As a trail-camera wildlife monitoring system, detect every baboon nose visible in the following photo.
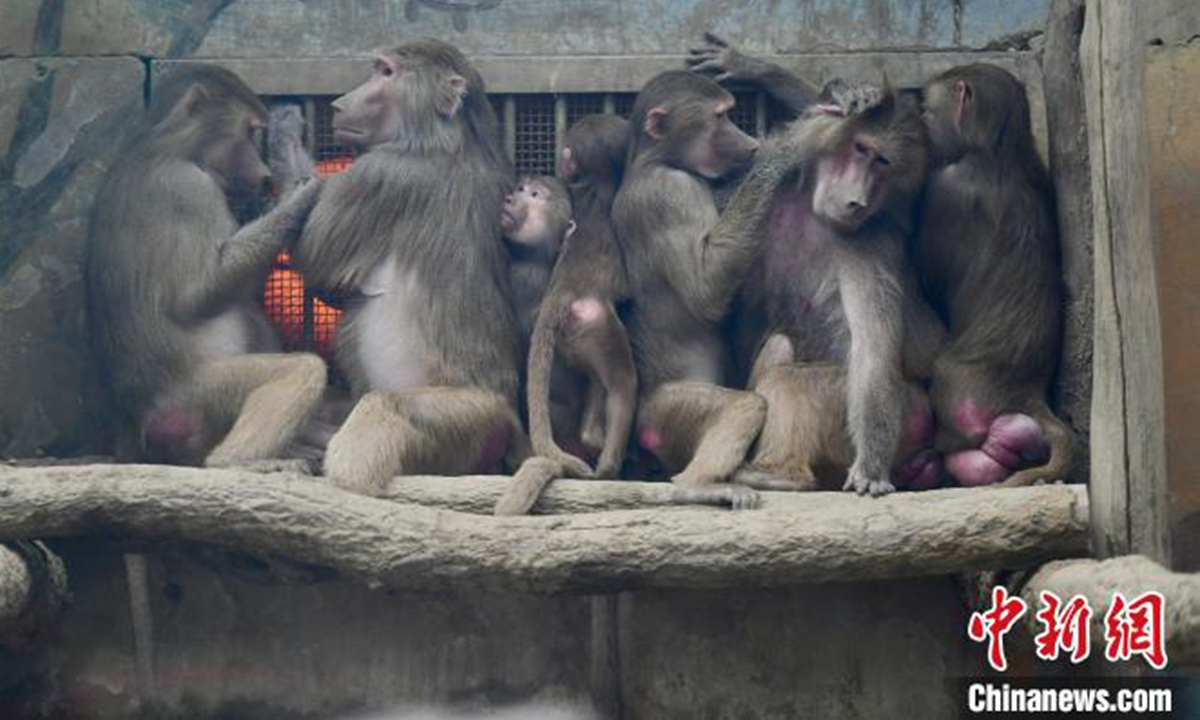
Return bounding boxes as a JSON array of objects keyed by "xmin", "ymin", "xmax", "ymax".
[{"xmin": 847, "ymin": 199, "xmax": 865, "ymax": 211}]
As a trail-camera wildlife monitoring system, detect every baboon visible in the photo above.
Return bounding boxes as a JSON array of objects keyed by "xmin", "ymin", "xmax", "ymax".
[
  {"xmin": 529, "ymin": 115, "xmax": 636, "ymax": 478},
  {"xmin": 613, "ymin": 71, "xmax": 765, "ymax": 509},
  {"xmin": 495, "ymin": 115, "xmax": 637, "ymax": 516},
  {"xmin": 915, "ymin": 64, "xmax": 1073, "ymax": 486},
  {"xmin": 86, "ymin": 64, "xmax": 327, "ymax": 469},
  {"xmin": 722, "ymin": 86, "xmax": 941, "ymax": 496},
  {"xmin": 290, "ymin": 38, "xmax": 528, "ymax": 496},
  {"xmin": 502, "ymin": 176, "xmax": 575, "ymax": 350}
]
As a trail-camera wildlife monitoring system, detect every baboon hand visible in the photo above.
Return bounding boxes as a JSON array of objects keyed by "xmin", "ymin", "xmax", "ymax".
[
  {"xmin": 686, "ymin": 32, "xmax": 769, "ymax": 83},
  {"xmin": 818, "ymin": 79, "xmax": 887, "ymax": 117},
  {"xmin": 843, "ymin": 461, "xmax": 896, "ymax": 497}
]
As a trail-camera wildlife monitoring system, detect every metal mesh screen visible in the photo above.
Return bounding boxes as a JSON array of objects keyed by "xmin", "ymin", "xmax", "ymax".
[
  {"xmin": 312, "ymin": 97, "xmax": 354, "ymax": 175},
  {"xmin": 513, "ymin": 94, "xmax": 557, "ymax": 176},
  {"xmin": 566, "ymin": 93, "xmax": 607, "ymax": 126}
]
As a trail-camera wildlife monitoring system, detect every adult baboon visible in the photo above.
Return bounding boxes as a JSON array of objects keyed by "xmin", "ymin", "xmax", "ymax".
[
  {"xmin": 291, "ymin": 38, "xmax": 527, "ymax": 496},
  {"xmin": 87, "ymin": 64, "xmax": 326, "ymax": 469},
  {"xmin": 915, "ymin": 64, "xmax": 1073, "ymax": 486},
  {"xmin": 722, "ymin": 87, "xmax": 942, "ymax": 496},
  {"xmin": 614, "ymin": 71, "xmax": 765, "ymax": 509}
]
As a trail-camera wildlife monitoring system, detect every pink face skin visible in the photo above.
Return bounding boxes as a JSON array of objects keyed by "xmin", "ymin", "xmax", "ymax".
[
  {"xmin": 502, "ymin": 181, "xmax": 560, "ymax": 248},
  {"xmin": 811, "ymin": 133, "xmax": 891, "ymax": 232},
  {"xmin": 331, "ymin": 54, "xmax": 404, "ymax": 149}
]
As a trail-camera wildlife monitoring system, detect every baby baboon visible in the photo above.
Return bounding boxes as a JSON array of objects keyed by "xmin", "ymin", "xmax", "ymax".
[
  {"xmin": 87, "ymin": 64, "xmax": 326, "ymax": 469},
  {"xmin": 496, "ymin": 115, "xmax": 637, "ymax": 516},
  {"xmin": 502, "ymin": 176, "xmax": 575, "ymax": 350}
]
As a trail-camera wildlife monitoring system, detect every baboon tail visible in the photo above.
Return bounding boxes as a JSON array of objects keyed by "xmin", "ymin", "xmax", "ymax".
[
  {"xmin": 1002, "ymin": 400, "xmax": 1075, "ymax": 487},
  {"xmin": 495, "ymin": 456, "xmax": 564, "ymax": 516}
]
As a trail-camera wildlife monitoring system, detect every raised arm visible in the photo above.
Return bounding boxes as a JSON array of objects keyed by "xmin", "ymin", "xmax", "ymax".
[
  {"xmin": 687, "ymin": 32, "xmax": 819, "ymax": 116},
  {"xmin": 669, "ymin": 119, "xmax": 831, "ymax": 321},
  {"xmin": 174, "ymin": 175, "xmax": 322, "ymax": 322}
]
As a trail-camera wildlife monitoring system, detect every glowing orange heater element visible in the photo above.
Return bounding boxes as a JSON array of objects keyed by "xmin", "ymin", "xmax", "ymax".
[{"xmin": 261, "ymin": 156, "xmax": 355, "ymax": 360}]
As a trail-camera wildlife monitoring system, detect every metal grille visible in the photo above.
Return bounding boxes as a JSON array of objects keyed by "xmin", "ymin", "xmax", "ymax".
[
  {"xmin": 566, "ymin": 93, "xmax": 607, "ymax": 126},
  {"xmin": 311, "ymin": 97, "xmax": 354, "ymax": 174},
  {"xmin": 262, "ymin": 252, "xmax": 341, "ymax": 357},
  {"xmin": 513, "ymin": 94, "xmax": 558, "ymax": 177},
  {"xmin": 612, "ymin": 93, "xmax": 637, "ymax": 117},
  {"xmin": 729, "ymin": 91, "xmax": 759, "ymax": 135}
]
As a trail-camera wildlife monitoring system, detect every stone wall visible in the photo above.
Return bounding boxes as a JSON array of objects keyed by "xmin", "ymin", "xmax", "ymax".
[{"xmin": 21, "ymin": 541, "xmax": 979, "ymax": 720}]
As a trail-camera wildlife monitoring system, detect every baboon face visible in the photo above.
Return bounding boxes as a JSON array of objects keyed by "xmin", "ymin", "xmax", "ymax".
[
  {"xmin": 808, "ymin": 93, "xmax": 928, "ymax": 233},
  {"xmin": 502, "ymin": 178, "xmax": 571, "ymax": 248},
  {"xmin": 201, "ymin": 113, "xmax": 270, "ymax": 201},
  {"xmin": 332, "ymin": 52, "xmax": 467, "ymax": 149},
  {"xmin": 677, "ymin": 98, "xmax": 759, "ymax": 180},
  {"xmin": 811, "ymin": 130, "xmax": 894, "ymax": 232}
]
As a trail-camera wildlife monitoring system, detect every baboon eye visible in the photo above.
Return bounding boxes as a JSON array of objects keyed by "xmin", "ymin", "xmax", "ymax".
[
  {"xmin": 876, "ymin": 155, "xmax": 891, "ymax": 166},
  {"xmin": 381, "ymin": 66, "xmax": 395, "ymax": 77},
  {"xmin": 531, "ymin": 190, "xmax": 540, "ymax": 198},
  {"xmin": 854, "ymin": 141, "xmax": 870, "ymax": 157}
]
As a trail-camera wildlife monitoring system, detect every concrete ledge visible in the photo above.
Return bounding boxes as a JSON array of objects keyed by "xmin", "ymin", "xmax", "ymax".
[{"xmin": 0, "ymin": 464, "xmax": 1088, "ymax": 594}]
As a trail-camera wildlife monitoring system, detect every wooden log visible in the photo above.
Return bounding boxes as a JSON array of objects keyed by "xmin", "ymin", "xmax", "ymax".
[
  {"xmin": 1042, "ymin": 0, "xmax": 1093, "ymax": 485},
  {"xmin": 385, "ymin": 474, "xmax": 676, "ymax": 514},
  {"xmin": 0, "ymin": 464, "xmax": 1089, "ymax": 594},
  {"xmin": 1023, "ymin": 556, "xmax": 1199, "ymax": 665},
  {"xmin": 1081, "ymin": 0, "xmax": 1170, "ymax": 563},
  {"xmin": 0, "ymin": 541, "xmax": 68, "ymax": 650}
]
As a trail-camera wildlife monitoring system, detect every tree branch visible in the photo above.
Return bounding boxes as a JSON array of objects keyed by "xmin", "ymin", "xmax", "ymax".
[
  {"xmin": 0, "ymin": 464, "xmax": 1089, "ymax": 594},
  {"xmin": 1023, "ymin": 556, "xmax": 1200, "ymax": 665}
]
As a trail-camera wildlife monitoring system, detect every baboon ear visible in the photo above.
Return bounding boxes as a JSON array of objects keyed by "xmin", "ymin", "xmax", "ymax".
[
  {"xmin": 161, "ymin": 83, "xmax": 211, "ymax": 127},
  {"xmin": 954, "ymin": 79, "xmax": 973, "ymax": 123},
  {"xmin": 644, "ymin": 106, "xmax": 669, "ymax": 139},
  {"xmin": 566, "ymin": 219, "xmax": 577, "ymax": 238},
  {"xmin": 437, "ymin": 74, "xmax": 468, "ymax": 117}
]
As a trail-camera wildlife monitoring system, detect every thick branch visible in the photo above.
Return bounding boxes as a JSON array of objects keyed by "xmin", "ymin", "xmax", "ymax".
[
  {"xmin": 0, "ymin": 541, "xmax": 68, "ymax": 649},
  {"xmin": 1023, "ymin": 556, "xmax": 1200, "ymax": 665},
  {"xmin": 0, "ymin": 465, "xmax": 1089, "ymax": 594}
]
